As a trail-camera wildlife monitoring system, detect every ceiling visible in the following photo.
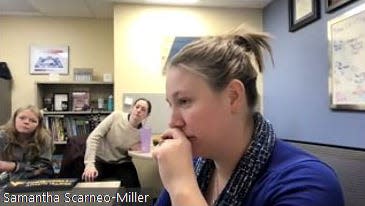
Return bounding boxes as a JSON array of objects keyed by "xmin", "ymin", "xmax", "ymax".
[{"xmin": 0, "ymin": 0, "xmax": 272, "ymax": 19}]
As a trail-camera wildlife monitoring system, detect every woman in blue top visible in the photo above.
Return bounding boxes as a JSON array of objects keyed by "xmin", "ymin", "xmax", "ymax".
[{"xmin": 152, "ymin": 26, "xmax": 344, "ymax": 206}]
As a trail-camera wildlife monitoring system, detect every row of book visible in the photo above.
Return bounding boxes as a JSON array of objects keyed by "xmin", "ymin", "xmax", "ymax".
[
  {"xmin": 44, "ymin": 114, "xmax": 105, "ymax": 174},
  {"xmin": 44, "ymin": 115, "xmax": 92, "ymax": 142}
]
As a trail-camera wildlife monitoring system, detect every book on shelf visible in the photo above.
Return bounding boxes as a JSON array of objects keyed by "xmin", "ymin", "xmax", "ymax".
[
  {"xmin": 44, "ymin": 116, "xmax": 66, "ymax": 142},
  {"xmin": 44, "ymin": 116, "xmax": 91, "ymax": 141},
  {"xmin": 72, "ymin": 91, "xmax": 90, "ymax": 111},
  {"xmin": 43, "ymin": 114, "xmax": 110, "ymax": 144}
]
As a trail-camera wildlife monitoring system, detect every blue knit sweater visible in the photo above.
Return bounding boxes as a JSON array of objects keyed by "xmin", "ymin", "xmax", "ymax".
[{"xmin": 155, "ymin": 139, "xmax": 344, "ymax": 206}]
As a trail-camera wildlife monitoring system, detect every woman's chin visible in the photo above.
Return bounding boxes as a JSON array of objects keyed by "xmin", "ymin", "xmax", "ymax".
[
  {"xmin": 131, "ymin": 115, "xmax": 142, "ymax": 123},
  {"xmin": 191, "ymin": 142, "xmax": 204, "ymax": 157},
  {"xmin": 17, "ymin": 131, "xmax": 34, "ymax": 137}
]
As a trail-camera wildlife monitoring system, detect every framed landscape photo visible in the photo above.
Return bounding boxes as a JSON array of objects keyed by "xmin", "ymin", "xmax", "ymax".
[
  {"xmin": 289, "ymin": 0, "xmax": 320, "ymax": 32},
  {"xmin": 30, "ymin": 46, "xmax": 69, "ymax": 75},
  {"xmin": 326, "ymin": 0, "xmax": 358, "ymax": 13}
]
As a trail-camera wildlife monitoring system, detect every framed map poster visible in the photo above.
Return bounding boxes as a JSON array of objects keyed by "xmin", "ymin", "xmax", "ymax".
[{"xmin": 30, "ymin": 46, "xmax": 69, "ymax": 74}]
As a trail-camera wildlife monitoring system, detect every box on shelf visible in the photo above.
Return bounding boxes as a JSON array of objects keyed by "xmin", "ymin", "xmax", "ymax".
[
  {"xmin": 74, "ymin": 68, "xmax": 93, "ymax": 82},
  {"xmin": 103, "ymin": 73, "xmax": 113, "ymax": 82}
]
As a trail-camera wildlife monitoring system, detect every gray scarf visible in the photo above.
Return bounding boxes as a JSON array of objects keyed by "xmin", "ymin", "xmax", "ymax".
[{"xmin": 194, "ymin": 113, "xmax": 276, "ymax": 205}]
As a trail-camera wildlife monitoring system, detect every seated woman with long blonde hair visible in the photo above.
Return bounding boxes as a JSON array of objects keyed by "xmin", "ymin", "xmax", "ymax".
[{"xmin": 0, "ymin": 105, "xmax": 54, "ymax": 183}]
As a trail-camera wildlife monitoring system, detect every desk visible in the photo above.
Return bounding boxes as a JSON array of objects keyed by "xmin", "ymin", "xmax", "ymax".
[
  {"xmin": 128, "ymin": 150, "xmax": 153, "ymax": 160},
  {"xmin": 0, "ymin": 181, "xmax": 119, "ymax": 206},
  {"xmin": 128, "ymin": 150, "xmax": 162, "ymax": 199},
  {"xmin": 75, "ymin": 181, "xmax": 120, "ymax": 188},
  {"xmin": 1, "ymin": 181, "xmax": 153, "ymax": 206}
]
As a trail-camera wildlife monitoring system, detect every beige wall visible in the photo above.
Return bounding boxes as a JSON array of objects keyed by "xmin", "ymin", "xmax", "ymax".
[
  {"xmin": 0, "ymin": 16, "xmax": 113, "ymax": 113},
  {"xmin": 1, "ymin": 6, "xmax": 263, "ymax": 113},
  {"xmin": 114, "ymin": 4, "xmax": 263, "ymax": 110}
]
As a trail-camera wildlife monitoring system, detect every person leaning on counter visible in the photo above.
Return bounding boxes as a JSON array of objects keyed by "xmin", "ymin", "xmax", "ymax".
[{"xmin": 82, "ymin": 98, "xmax": 152, "ymax": 188}]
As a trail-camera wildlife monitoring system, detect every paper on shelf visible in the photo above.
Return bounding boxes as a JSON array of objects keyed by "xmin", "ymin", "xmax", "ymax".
[{"xmin": 124, "ymin": 96, "xmax": 133, "ymax": 106}]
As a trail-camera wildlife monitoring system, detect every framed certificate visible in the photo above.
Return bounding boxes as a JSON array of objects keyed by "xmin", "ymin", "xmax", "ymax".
[
  {"xmin": 289, "ymin": 0, "xmax": 320, "ymax": 32},
  {"xmin": 326, "ymin": 0, "xmax": 358, "ymax": 13}
]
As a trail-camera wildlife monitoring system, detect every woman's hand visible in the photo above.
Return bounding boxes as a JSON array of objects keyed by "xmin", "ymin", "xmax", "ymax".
[
  {"xmin": 82, "ymin": 167, "xmax": 99, "ymax": 182},
  {"xmin": 152, "ymin": 128, "xmax": 198, "ymax": 195},
  {"xmin": 153, "ymin": 128, "xmax": 207, "ymax": 205},
  {"xmin": 0, "ymin": 160, "xmax": 16, "ymax": 172}
]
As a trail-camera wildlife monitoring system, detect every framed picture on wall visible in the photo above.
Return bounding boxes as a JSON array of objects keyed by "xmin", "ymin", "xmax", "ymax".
[
  {"xmin": 328, "ymin": 2, "xmax": 365, "ymax": 111},
  {"xmin": 289, "ymin": 0, "xmax": 320, "ymax": 32},
  {"xmin": 30, "ymin": 46, "xmax": 69, "ymax": 75},
  {"xmin": 325, "ymin": 0, "xmax": 358, "ymax": 13}
]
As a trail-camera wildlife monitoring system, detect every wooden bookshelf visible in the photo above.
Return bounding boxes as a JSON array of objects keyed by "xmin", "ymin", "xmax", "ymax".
[{"xmin": 36, "ymin": 81, "xmax": 114, "ymax": 174}]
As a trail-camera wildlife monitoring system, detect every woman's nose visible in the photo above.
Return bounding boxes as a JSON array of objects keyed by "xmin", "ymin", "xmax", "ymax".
[{"xmin": 169, "ymin": 109, "xmax": 185, "ymax": 128}]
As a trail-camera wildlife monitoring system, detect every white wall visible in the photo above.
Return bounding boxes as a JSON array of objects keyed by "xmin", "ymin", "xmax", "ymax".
[{"xmin": 114, "ymin": 4, "xmax": 263, "ymax": 111}]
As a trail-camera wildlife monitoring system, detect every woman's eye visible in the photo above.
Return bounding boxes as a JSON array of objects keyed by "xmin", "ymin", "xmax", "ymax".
[
  {"xmin": 30, "ymin": 119, "xmax": 38, "ymax": 124},
  {"xmin": 177, "ymin": 98, "xmax": 191, "ymax": 106}
]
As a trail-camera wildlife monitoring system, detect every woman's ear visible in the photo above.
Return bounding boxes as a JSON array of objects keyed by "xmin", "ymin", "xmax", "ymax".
[{"xmin": 226, "ymin": 79, "xmax": 246, "ymax": 113}]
